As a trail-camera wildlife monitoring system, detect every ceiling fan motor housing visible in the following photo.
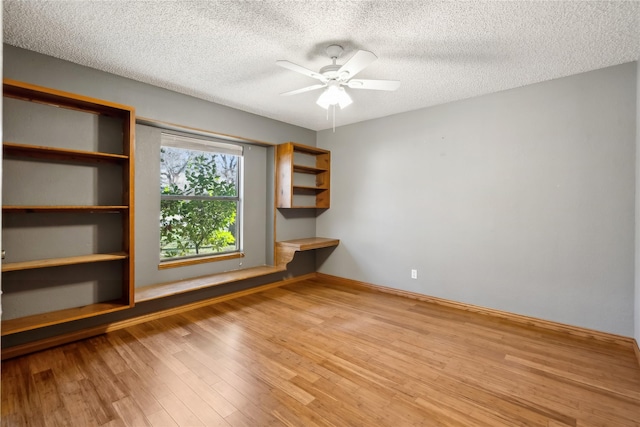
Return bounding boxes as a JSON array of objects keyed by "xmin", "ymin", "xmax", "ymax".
[{"xmin": 320, "ymin": 64, "xmax": 343, "ymax": 80}]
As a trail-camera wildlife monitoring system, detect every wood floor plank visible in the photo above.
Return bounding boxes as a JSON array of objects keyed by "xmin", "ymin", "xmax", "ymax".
[
  {"xmin": 157, "ymin": 393, "xmax": 205, "ymax": 427},
  {"xmin": 115, "ymin": 369, "xmax": 164, "ymax": 416},
  {"xmin": 4, "ymin": 359, "xmax": 46, "ymax": 426},
  {"xmin": 77, "ymin": 377, "xmax": 118, "ymax": 425},
  {"xmin": 211, "ymin": 378, "xmax": 283, "ymax": 426},
  {"xmin": 105, "ymin": 332, "xmax": 175, "ymax": 401},
  {"xmin": 33, "ymin": 369, "xmax": 74, "ymax": 427},
  {"xmin": 145, "ymin": 408, "xmax": 179, "ymax": 427},
  {"xmin": 3, "ymin": 278, "xmax": 640, "ymax": 427},
  {"xmin": 56, "ymin": 379, "xmax": 99, "ymax": 427},
  {"xmin": 111, "ymin": 396, "xmax": 151, "ymax": 427}
]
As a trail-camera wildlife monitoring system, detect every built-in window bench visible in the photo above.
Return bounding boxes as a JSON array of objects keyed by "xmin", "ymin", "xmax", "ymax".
[{"xmin": 135, "ymin": 237, "xmax": 339, "ymax": 302}]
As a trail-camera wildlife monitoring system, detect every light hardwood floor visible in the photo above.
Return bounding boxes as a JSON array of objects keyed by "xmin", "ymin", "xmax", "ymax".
[{"xmin": 2, "ymin": 277, "xmax": 640, "ymax": 426}]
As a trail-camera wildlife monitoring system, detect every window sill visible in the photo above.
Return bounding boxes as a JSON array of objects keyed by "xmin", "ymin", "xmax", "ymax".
[{"xmin": 158, "ymin": 252, "xmax": 244, "ymax": 270}]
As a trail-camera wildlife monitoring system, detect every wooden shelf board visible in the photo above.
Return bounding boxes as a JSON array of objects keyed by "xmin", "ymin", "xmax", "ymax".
[
  {"xmin": 279, "ymin": 206, "xmax": 329, "ymax": 209},
  {"xmin": 135, "ymin": 265, "xmax": 285, "ymax": 303},
  {"xmin": 1, "ymin": 301, "xmax": 130, "ymax": 336},
  {"xmin": 293, "ymin": 164, "xmax": 328, "ymax": 174},
  {"xmin": 3, "ymin": 142, "xmax": 128, "ymax": 163},
  {"xmin": 289, "ymin": 142, "xmax": 329, "ymax": 155},
  {"xmin": 276, "ymin": 237, "xmax": 340, "ymax": 251},
  {"xmin": 3, "ymin": 205, "xmax": 128, "ymax": 213},
  {"xmin": 2, "ymin": 252, "xmax": 128, "ymax": 272},
  {"xmin": 292, "ymin": 185, "xmax": 328, "ymax": 194},
  {"xmin": 4, "ymin": 78, "xmax": 135, "ymax": 117}
]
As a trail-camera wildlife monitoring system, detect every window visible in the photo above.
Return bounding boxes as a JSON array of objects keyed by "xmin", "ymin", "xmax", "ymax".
[{"xmin": 159, "ymin": 133, "xmax": 243, "ymax": 263}]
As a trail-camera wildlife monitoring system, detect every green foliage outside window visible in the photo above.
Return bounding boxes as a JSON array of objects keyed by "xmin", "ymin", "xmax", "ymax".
[{"xmin": 160, "ymin": 147, "xmax": 240, "ymax": 259}]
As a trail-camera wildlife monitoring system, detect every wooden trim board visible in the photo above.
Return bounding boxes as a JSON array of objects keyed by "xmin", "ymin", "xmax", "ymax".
[
  {"xmin": 1, "ymin": 273, "xmax": 316, "ymax": 360},
  {"xmin": 136, "ymin": 116, "xmax": 274, "ymax": 147},
  {"xmin": 158, "ymin": 251, "xmax": 244, "ymax": 270},
  {"xmin": 316, "ymin": 273, "xmax": 637, "ymax": 350},
  {"xmin": 634, "ymin": 339, "xmax": 640, "ymax": 370}
]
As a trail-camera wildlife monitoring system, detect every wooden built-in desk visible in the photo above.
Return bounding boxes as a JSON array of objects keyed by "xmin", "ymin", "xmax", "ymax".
[{"xmin": 275, "ymin": 237, "xmax": 340, "ymax": 266}]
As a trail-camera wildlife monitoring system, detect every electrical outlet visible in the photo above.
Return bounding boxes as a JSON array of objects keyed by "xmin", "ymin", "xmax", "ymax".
[{"xmin": 411, "ymin": 269, "xmax": 418, "ymax": 279}]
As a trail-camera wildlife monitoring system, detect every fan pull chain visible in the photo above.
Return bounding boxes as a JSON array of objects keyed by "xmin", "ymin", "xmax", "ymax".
[{"xmin": 332, "ymin": 105, "xmax": 336, "ymax": 132}]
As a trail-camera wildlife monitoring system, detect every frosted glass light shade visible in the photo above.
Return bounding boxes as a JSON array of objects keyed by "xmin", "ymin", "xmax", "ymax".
[{"xmin": 317, "ymin": 84, "xmax": 352, "ymax": 109}]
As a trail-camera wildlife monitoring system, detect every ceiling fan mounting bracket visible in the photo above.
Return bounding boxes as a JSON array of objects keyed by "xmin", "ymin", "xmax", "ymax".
[{"xmin": 325, "ymin": 44, "xmax": 344, "ymax": 60}]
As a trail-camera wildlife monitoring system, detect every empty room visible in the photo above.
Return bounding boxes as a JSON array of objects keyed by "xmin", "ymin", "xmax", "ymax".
[{"xmin": 1, "ymin": 1, "xmax": 640, "ymax": 426}]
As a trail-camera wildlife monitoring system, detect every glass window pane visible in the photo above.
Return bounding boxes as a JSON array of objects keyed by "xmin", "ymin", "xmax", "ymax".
[
  {"xmin": 160, "ymin": 147, "xmax": 238, "ymax": 197},
  {"xmin": 160, "ymin": 199, "xmax": 238, "ymax": 259}
]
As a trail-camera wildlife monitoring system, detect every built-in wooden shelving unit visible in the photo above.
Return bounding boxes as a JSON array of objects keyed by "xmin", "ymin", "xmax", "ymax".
[
  {"xmin": 276, "ymin": 142, "xmax": 330, "ymax": 209},
  {"xmin": 275, "ymin": 141, "xmax": 338, "ymax": 275},
  {"xmin": 1, "ymin": 78, "xmax": 135, "ymax": 336}
]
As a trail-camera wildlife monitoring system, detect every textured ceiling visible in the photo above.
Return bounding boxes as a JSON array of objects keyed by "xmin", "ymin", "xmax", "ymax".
[{"xmin": 4, "ymin": 1, "xmax": 640, "ymax": 131}]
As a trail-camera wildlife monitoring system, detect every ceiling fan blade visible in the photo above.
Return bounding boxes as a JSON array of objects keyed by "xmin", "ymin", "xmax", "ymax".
[
  {"xmin": 346, "ymin": 79, "xmax": 400, "ymax": 91},
  {"xmin": 337, "ymin": 50, "xmax": 377, "ymax": 79},
  {"xmin": 276, "ymin": 60, "xmax": 325, "ymax": 81},
  {"xmin": 280, "ymin": 84, "xmax": 326, "ymax": 96}
]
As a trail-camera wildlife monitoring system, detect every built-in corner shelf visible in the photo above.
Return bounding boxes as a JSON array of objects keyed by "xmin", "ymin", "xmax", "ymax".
[
  {"xmin": 275, "ymin": 237, "xmax": 339, "ymax": 267},
  {"xmin": 276, "ymin": 142, "xmax": 330, "ymax": 209}
]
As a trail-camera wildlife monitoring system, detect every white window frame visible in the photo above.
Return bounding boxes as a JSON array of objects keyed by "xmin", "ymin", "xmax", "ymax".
[{"xmin": 159, "ymin": 132, "xmax": 244, "ymax": 267}]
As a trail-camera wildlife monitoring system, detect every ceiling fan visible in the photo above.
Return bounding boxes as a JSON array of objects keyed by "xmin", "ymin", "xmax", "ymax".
[{"xmin": 277, "ymin": 45, "xmax": 400, "ymax": 110}]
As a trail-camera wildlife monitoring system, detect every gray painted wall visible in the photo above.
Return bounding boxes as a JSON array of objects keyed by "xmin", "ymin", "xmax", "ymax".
[{"xmin": 317, "ymin": 62, "xmax": 637, "ymax": 336}]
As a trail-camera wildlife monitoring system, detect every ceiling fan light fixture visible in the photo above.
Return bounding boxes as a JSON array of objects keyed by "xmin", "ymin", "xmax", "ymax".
[
  {"xmin": 337, "ymin": 88, "xmax": 353, "ymax": 109},
  {"xmin": 316, "ymin": 83, "xmax": 352, "ymax": 110}
]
